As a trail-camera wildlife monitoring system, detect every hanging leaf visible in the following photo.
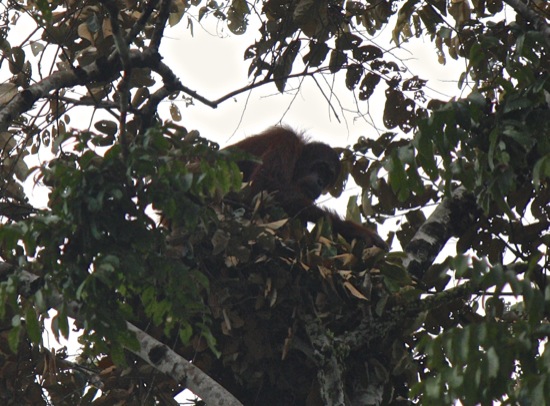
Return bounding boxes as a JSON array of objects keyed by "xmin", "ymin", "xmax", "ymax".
[
  {"xmin": 274, "ymin": 40, "xmax": 301, "ymax": 92},
  {"xmin": 345, "ymin": 64, "xmax": 364, "ymax": 90},
  {"xmin": 353, "ymin": 45, "xmax": 383, "ymax": 62},
  {"xmin": 359, "ymin": 72, "xmax": 381, "ymax": 100},
  {"xmin": 95, "ymin": 120, "xmax": 118, "ymax": 137},
  {"xmin": 303, "ymin": 41, "xmax": 330, "ymax": 67},
  {"xmin": 329, "ymin": 49, "xmax": 347, "ymax": 73},
  {"xmin": 227, "ymin": 0, "xmax": 250, "ymax": 35}
]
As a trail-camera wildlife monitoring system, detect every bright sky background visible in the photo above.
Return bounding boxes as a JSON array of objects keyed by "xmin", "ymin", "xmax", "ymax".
[{"xmin": 160, "ymin": 17, "xmax": 466, "ymax": 146}]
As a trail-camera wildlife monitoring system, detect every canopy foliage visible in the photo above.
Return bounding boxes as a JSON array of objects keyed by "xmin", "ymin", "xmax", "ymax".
[{"xmin": 0, "ymin": 0, "xmax": 549, "ymax": 405}]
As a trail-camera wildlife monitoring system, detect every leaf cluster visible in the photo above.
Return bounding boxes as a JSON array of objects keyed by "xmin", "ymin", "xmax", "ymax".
[
  {"xmin": 1, "ymin": 0, "xmax": 550, "ymax": 405},
  {"xmin": 0, "ymin": 121, "xmax": 422, "ymax": 404},
  {"xmin": 0, "ymin": 124, "xmax": 240, "ymax": 359}
]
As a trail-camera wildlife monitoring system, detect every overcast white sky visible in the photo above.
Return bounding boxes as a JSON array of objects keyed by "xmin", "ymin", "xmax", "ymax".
[
  {"xmin": 161, "ymin": 17, "xmax": 466, "ymax": 147},
  {"xmin": 2, "ymin": 7, "xmax": 466, "ymax": 157}
]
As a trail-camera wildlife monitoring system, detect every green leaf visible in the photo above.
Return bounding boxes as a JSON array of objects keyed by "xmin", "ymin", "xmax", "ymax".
[
  {"xmin": 345, "ymin": 64, "xmax": 363, "ymax": 90},
  {"xmin": 199, "ymin": 325, "xmax": 221, "ymax": 358},
  {"xmin": 380, "ymin": 262, "xmax": 412, "ymax": 286},
  {"xmin": 179, "ymin": 323, "xmax": 193, "ymax": 344},
  {"xmin": 8, "ymin": 325, "xmax": 21, "ymax": 353},
  {"xmin": 110, "ymin": 342, "xmax": 127, "ymax": 366},
  {"xmin": 452, "ymin": 254, "xmax": 469, "ymax": 278},
  {"xmin": 303, "ymin": 41, "xmax": 330, "ymax": 67},
  {"xmin": 345, "ymin": 195, "xmax": 362, "ymax": 223},
  {"xmin": 227, "ymin": 0, "xmax": 249, "ymax": 35},
  {"xmin": 358, "ymin": 72, "xmax": 381, "ymax": 101},
  {"xmin": 486, "ymin": 347, "xmax": 499, "ymax": 379},
  {"xmin": 328, "ymin": 49, "xmax": 347, "ymax": 73},
  {"xmin": 35, "ymin": 0, "xmax": 53, "ymax": 20},
  {"xmin": 25, "ymin": 306, "xmax": 42, "ymax": 344},
  {"xmin": 352, "ymin": 45, "xmax": 383, "ymax": 62},
  {"xmin": 533, "ymin": 155, "xmax": 550, "ymax": 189},
  {"xmin": 57, "ymin": 307, "xmax": 70, "ymax": 340},
  {"xmin": 386, "ymin": 151, "xmax": 410, "ymax": 201},
  {"xmin": 335, "ymin": 33, "xmax": 362, "ymax": 50},
  {"xmin": 94, "ymin": 120, "xmax": 118, "ymax": 137},
  {"xmin": 274, "ymin": 40, "xmax": 301, "ymax": 92}
]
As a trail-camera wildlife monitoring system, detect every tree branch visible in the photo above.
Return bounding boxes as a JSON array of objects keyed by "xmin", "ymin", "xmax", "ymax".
[
  {"xmin": 9, "ymin": 267, "xmax": 243, "ymax": 406},
  {"xmin": 100, "ymin": 0, "xmax": 132, "ymax": 156},
  {"xmin": 0, "ymin": 49, "xmax": 158, "ymax": 133},
  {"xmin": 126, "ymin": 322, "xmax": 243, "ymax": 406},
  {"xmin": 126, "ymin": 0, "xmax": 160, "ymax": 45},
  {"xmin": 503, "ymin": 0, "xmax": 550, "ymax": 47},
  {"xmin": 0, "ymin": 34, "xmax": 327, "ymax": 136},
  {"xmin": 302, "ymin": 314, "xmax": 346, "ymax": 405},
  {"xmin": 339, "ymin": 281, "xmax": 476, "ymax": 352},
  {"xmin": 150, "ymin": 0, "xmax": 172, "ymax": 50},
  {"xmin": 404, "ymin": 186, "xmax": 479, "ymax": 279}
]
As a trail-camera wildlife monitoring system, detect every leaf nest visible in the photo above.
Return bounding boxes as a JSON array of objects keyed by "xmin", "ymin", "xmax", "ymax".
[{"xmin": 160, "ymin": 195, "xmax": 394, "ymax": 403}]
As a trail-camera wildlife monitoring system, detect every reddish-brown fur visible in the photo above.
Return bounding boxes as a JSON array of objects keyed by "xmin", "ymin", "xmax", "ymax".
[{"xmin": 228, "ymin": 127, "xmax": 388, "ymax": 250}]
